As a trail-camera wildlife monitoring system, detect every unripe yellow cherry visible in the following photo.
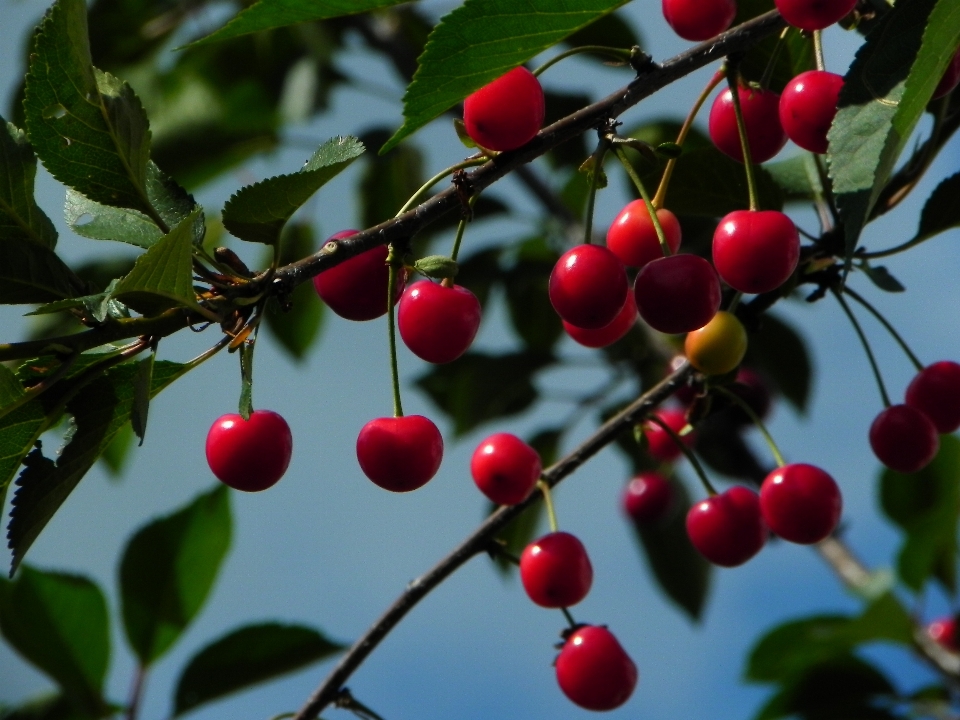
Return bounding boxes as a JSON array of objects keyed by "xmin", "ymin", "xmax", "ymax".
[{"xmin": 684, "ymin": 311, "xmax": 747, "ymax": 375}]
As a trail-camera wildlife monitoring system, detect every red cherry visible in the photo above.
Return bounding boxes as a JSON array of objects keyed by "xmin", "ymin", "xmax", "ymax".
[
  {"xmin": 760, "ymin": 463, "xmax": 842, "ymax": 544},
  {"xmin": 312, "ymin": 231, "xmax": 405, "ymax": 321},
  {"xmin": 463, "ymin": 67, "xmax": 545, "ymax": 152},
  {"xmin": 927, "ymin": 617, "xmax": 958, "ymax": 651},
  {"xmin": 563, "ymin": 290, "xmax": 637, "ymax": 349},
  {"xmin": 606, "ymin": 201, "xmax": 682, "ymax": 269},
  {"xmin": 662, "ymin": 0, "xmax": 737, "ymax": 41},
  {"xmin": 555, "ymin": 625, "xmax": 638, "ymax": 711},
  {"xmin": 549, "ymin": 244, "xmax": 629, "ymax": 330},
  {"xmin": 905, "ymin": 361, "xmax": 960, "ymax": 433},
  {"xmin": 712, "ymin": 210, "xmax": 800, "ymax": 294},
  {"xmin": 622, "ymin": 472, "xmax": 673, "ymax": 524},
  {"xmin": 356, "ymin": 415, "xmax": 444, "ymax": 492},
  {"xmin": 774, "ymin": 0, "xmax": 857, "ymax": 31},
  {"xmin": 869, "ymin": 404, "xmax": 939, "ymax": 474},
  {"xmin": 634, "ymin": 254, "xmax": 721, "ymax": 334},
  {"xmin": 519, "ymin": 531, "xmax": 593, "ymax": 608},
  {"xmin": 686, "ymin": 486, "xmax": 767, "ymax": 567},
  {"xmin": 397, "ymin": 280, "xmax": 481, "ymax": 364},
  {"xmin": 709, "ymin": 85, "xmax": 787, "ymax": 164},
  {"xmin": 470, "ymin": 432, "xmax": 542, "ymax": 505},
  {"xmin": 206, "ymin": 410, "xmax": 293, "ymax": 492},
  {"xmin": 644, "ymin": 409, "xmax": 695, "ymax": 463},
  {"xmin": 779, "ymin": 70, "xmax": 844, "ymax": 154},
  {"xmin": 933, "ymin": 49, "xmax": 960, "ymax": 100}
]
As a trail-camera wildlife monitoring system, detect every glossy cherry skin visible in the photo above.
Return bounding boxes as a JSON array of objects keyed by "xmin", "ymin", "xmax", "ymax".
[
  {"xmin": 644, "ymin": 409, "xmax": 695, "ymax": 463},
  {"xmin": 905, "ymin": 361, "xmax": 960, "ymax": 433},
  {"xmin": 313, "ymin": 231, "xmax": 405, "ymax": 321},
  {"xmin": 622, "ymin": 472, "xmax": 673, "ymax": 524},
  {"xmin": 713, "ymin": 210, "xmax": 800, "ymax": 294},
  {"xmin": 684, "ymin": 310, "xmax": 747, "ymax": 376},
  {"xmin": 463, "ymin": 67, "xmax": 545, "ymax": 152},
  {"xmin": 933, "ymin": 49, "xmax": 960, "ymax": 100},
  {"xmin": 760, "ymin": 464, "xmax": 842, "ymax": 544},
  {"xmin": 356, "ymin": 415, "xmax": 443, "ymax": 492},
  {"xmin": 662, "ymin": 0, "xmax": 736, "ymax": 41},
  {"xmin": 549, "ymin": 244, "xmax": 629, "ymax": 330},
  {"xmin": 779, "ymin": 70, "xmax": 844, "ymax": 154},
  {"xmin": 927, "ymin": 617, "xmax": 959, "ymax": 651},
  {"xmin": 606, "ymin": 200, "xmax": 682, "ymax": 269},
  {"xmin": 686, "ymin": 486, "xmax": 767, "ymax": 567},
  {"xmin": 563, "ymin": 290, "xmax": 637, "ymax": 349},
  {"xmin": 206, "ymin": 410, "xmax": 293, "ymax": 492},
  {"xmin": 519, "ymin": 531, "xmax": 593, "ymax": 608},
  {"xmin": 775, "ymin": 0, "xmax": 857, "ymax": 31},
  {"xmin": 397, "ymin": 280, "xmax": 481, "ymax": 364},
  {"xmin": 555, "ymin": 625, "xmax": 638, "ymax": 711},
  {"xmin": 470, "ymin": 432, "xmax": 542, "ymax": 505},
  {"xmin": 709, "ymin": 86, "xmax": 787, "ymax": 164},
  {"xmin": 634, "ymin": 254, "xmax": 721, "ymax": 334},
  {"xmin": 869, "ymin": 404, "xmax": 939, "ymax": 474}
]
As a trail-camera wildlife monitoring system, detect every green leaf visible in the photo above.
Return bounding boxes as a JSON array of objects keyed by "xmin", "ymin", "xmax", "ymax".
[
  {"xmin": 98, "ymin": 424, "xmax": 134, "ymax": 478},
  {"xmin": 859, "ymin": 264, "xmax": 904, "ymax": 293},
  {"xmin": 382, "ymin": 0, "xmax": 630, "ymax": 153},
  {"xmin": 744, "ymin": 313, "xmax": 811, "ymax": 413},
  {"xmin": 503, "ymin": 237, "xmax": 562, "ymax": 352},
  {"xmin": 0, "ymin": 237, "xmax": 81, "ymax": 305},
  {"xmin": 0, "ymin": 401, "xmax": 48, "ymax": 505},
  {"xmin": 222, "ymin": 136, "xmax": 364, "ymax": 245},
  {"xmin": 120, "ymin": 485, "xmax": 232, "ymax": 666},
  {"xmin": 912, "ymin": 172, "xmax": 960, "ymax": 244},
  {"xmin": 0, "ymin": 119, "xmax": 58, "ymax": 248},
  {"xmin": 452, "ymin": 247, "xmax": 502, "ymax": 310},
  {"xmin": 26, "ymin": 279, "xmax": 126, "ymax": 324},
  {"xmin": 358, "ymin": 128, "xmax": 424, "ymax": 228},
  {"xmin": 0, "ymin": 365, "xmax": 24, "ymax": 408},
  {"xmin": 0, "ymin": 693, "xmax": 90, "ymax": 720},
  {"xmin": 173, "ymin": 622, "xmax": 344, "ymax": 715},
  {"xmin": 766, "ymin": 154, "xmax": 824, "ymax": 203},
  {"xmin": 263, "ymin": 224, "xmax": 324, "ymax": 362},
  {"xmin": 130, "ymin": 354, "xmax": 154, "ymax": 444},
  {"xmin": 734, "ymin": 1, "xmax": 814, "ymax": 93},
  {"xmin": 0, "ymin": 566, "xmax": 109, "ymax": 716},
  {"xmin": 828, "ymin": 0, "xmax": 960, "ymax": 270}
]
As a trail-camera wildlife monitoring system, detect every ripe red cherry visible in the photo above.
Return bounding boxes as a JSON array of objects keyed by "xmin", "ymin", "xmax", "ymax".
[
  {"xmin": 549, "ymin": 244, "xmax": 628, "ymax": 330},
  {"xmin": 312, "ymin": 231, "xmax": 405, "ymax": 321},
  {"xmin": 606, "ymin": 200, "xmax": 682, "ymax": 269},
  {"xmin": 927, "ymin": 617, "xmax": 958, "ymax": 651},
  {"xmin": 206, "ymin": 410, "xmax": 293, "ymax": 492},
  {"xmin": 622, "ymin": 472, "xmax": 673, "ymax": 524},
  {"xmin": 869, "ymin": 404, "xmax": 939, "ymax": 474},
  {"xmin": 933, "ymin": 49, "xmax": 960, "ymax": 100},
  {"xmin": 779, "ymin": 70, "xmax": 844, "ymax": 154},
  {"xmin": 713, "ymin": 210, "xmax": 800, "ymax": 294},
  {"xmin": 686, "ymin": 486, "xmax": 767, "ymax": 567},
  {"xmin": 709, "ymin": 85, "xmax": 787, "ymax": 164},
  {"xmin": 662, "ymin": 0, "xmax": 736, "ymax": 41},
  {"xmin": 470, "ymin": 432, "xmax": 542, "ymax": 505},
  {"xmin": 760, "ymin": 464, "xmax": 842, "ymax": 544},
  {"xmin": 397, "ymin": 280, "xmax": 481, "ymax": 364},
  {"xmin": 634, "ymin": 254, "xmax": 721, "ymax": 334},
  {"xmin": 905, "ymin": 361, "xmax": 960, "ymax": 433},
  {"xmin": 644, "ymin": 409, "xmax": 695, "ymax": 463},
  {"xmin": 463, "ymin": 67, "xmax": 545, "ymax": 152},
  {"xmin": 555, "ymin": 625, "xmax": 638, "ymax": 711},
  {"xmin": 775, "ymin": 0, "xmax": 857, "ymax": 31},
  {"xmin": 356, "ymin": 415, "xmax": 443, "ymax": 492},
  {"xmin": 563, "ymin": 290, "xmax": 637, "ymax": 349},
  {"xmin": 519, "ymin": 531, "xmax": 593, "ymax": 608}
]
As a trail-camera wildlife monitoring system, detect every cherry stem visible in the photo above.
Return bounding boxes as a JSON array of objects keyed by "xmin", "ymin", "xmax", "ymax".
[
  {"xmin": 724, "ymin": 66, "xmax": 760, "ymax": 212},
  {"xmin": 560, "ymin": 607, "xmax": 578, "ymax": 630},
  {"xmin": 714, "ymin": 386, "xmax": 786, "ymax": 467},
  {"xmin": 832, "ymin": 288, "xmax": 891, "ymax": 408},
  {"xmin": 538, "ymin": 479, "xmax": 559, "ymax": 533},
  {"xmin": 386, "ymin": 246, "xmax": 404, "ymax": 417},
  {"xmin": 532, "ymin": 46, "xmax": 634, "ymax": 77},
  {"xmin": 184, "ymin": 333, "xmax": 232, "ymax": 370},
  {"xmin": 646, "ymin": 414, "xmax": 717, "ymax": 496},
  {"xmin": 125, "ymin": 665, "xmax": 147, "ymax": 720},
  {"xmin": 813, "ymin": 30, "xmax": 825, "ymax": 72},
  {"xmin": 612, "ymin": 145, "xmax": 672, "ymax": 256},
  {"xmin": 395, "ymin": 158, "xmax": 486, "ymax": 217},
  {"xmin": 583, "ymin": 140, "xmax": 609, "ymax": 245},
  {"xmin": 759, "ymin": 27, "xmax": 791, "ymax": 90},
  {"xmin": 843, "ymin": 286, "xmax": 924, "ymax": 372}
]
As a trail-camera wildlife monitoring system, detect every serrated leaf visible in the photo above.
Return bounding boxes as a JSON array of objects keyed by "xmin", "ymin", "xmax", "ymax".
[
  {"xmin": 27, "ymin": 279, "xmax": 123, "ymax": 323},
  {"xmin": 0, "ymin": 402, "xmax": 48, "ymax": 504},
  {"xmin": 0, "ymin": 366, "xmax": 24, "ymax": 408},
  {"xmin": 0, "ymin": 118, "xmax": 57, "ymax": 248},
  {"xmin": 222, "ymin": 136, "xmax": 364, "ymax": 245},
  {"xmin": 173, "ymin": 622, "xmax": 344, "ymax": 715},
  {"xmin": 382, "ymin": 0, "xmax": 630, "ymax": 153},
  {"xmin": 120, "ymin": 485, "xmax": 232, "ymax": 666},
  {"xmin": 0, "ymin": 237, "xmax": 81, "ymax": 305},
  {"xmin": 912, "ymin": 172, "xmax": 960, "ymax": 244},
  {"xmin": 859, "ymin": 264, "xmax": 904, "ymax": 293},
  {"xmin": 766, "ymin": 154, "xmax": 824, "ymax": 203}
]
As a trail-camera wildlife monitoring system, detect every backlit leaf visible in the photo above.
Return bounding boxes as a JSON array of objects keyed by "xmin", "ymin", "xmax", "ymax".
[
  {"xmin": 0, "ymin": 118, "xmax": 57, "ymax": 248},
  {"xmin": 0, "ymin": 238, "xmax": 81, "ymax": 305}
]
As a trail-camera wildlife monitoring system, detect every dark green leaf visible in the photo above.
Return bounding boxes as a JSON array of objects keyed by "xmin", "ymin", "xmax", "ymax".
[
  {"xmin": 0, "ymin": 365, "xmax": 24, "ymax": 408},
  {"xmin": 264, "ymin": 224, "xmax": 324, "ymax": 361},
  {"xmin": 0, "ymin": 566, "xmax": 109, "ymax": 715},
  {"xmin": 382, "ymin": 0, "xmax": 630, "ymax": 153},
  {"xmin": 173, "ymin": 622, "xmax": 344, "ymax": 715},
  {"xmin": 0, "ymin": 693, "xmax": 90, "ymax": 720},
  {"xmin": 859, "ymin": 264, "xmax": 904, "ymax": 293},
  {"xmin": 562, "ymin": 11, "xmax": 641, "ymax": 58},
  {"xmin": 913, "ymin": 172, "xmax": 960, "ymax": 244},
  {"xmin": 0, "ymin": 401, "xmax": 48, "ymax": 503},
  {"xmin": 503, "ymin": 238, "xmax": 562, "ymax": 352},
  {"xmin": 26, "ymin": 279, "xmax": 125, "ymax": 324},
  {"xmin": 450, "ymin": 247, "xmax": 501, "ymax": 310},
  {"xmin": 0, "ymin": 118, "xmax": 57, "ymax": 248},
  {"xmin": 0, "ymin": 237, "xmax": 81, "ymax": 305},
  {"xmin": 120, "ymin": 485, "xmax": 232, "ymax": 666},
  {"xmin": 766, "ymin": 154, "xmax": 824, "ymax": 203},
  {"xmin": 238, "ymin": 343, "xmax": 254, "ymax": 421},
  {"xmin": 413, "ymin": 255, "xmax": 459, "ymax": 280},
  {"xmin": 358, "ymin": 129, "xmax": 423, "ymax": 228},
  {"xmin": 744, "ymin": 313, "xmax": 811, "ymax": 413},
  {"xmin": 734, "ymin": 1, "xmax": 814, "ymax": 93},
  {"xmin": 130, "ymin": 353, "xmax": 154, "ymax": 444},
  {"xmin": 98, "ymin": 423, "xmax": 134, "ymax": 478}
]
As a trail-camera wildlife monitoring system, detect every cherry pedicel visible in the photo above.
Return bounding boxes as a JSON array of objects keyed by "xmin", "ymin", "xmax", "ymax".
[
  {"xmin": 313, "ymin": 231, "xmax": 405, "ymax": 321},
  {"xmin": 775, "ymin": 0, "xmax": 857, "ymax": 31},
  {"xmin": 905, "ymin": 361, "xmax": 960, "ymax": 433},
  {"xmin": 549, "ymin": 244, "xmax": 628, "ymax": 330},
  {"xmin": 470, "ymin": 432, "xmax": 542, "ymax": 505},
  {"xmin": 622, "ymin": 472, "xmax": 673, "ymax": 524},
  {"xmin": 555, "ymin": 625, "xmax": 638, "ymax": 711},
  {"xmin": 606, "ymin": 200, "xmax": 682, "ymax": 269},
  {"xmin": 869, "ymin": 404, "xmax": 939, "ymax": 474},
  {"xmin": 933, "ymin": 49, "xmax": 960, "ymax": 100},
  {"xmin": 644, "ymin": 409, "xmax": 695, "ymax": 463},
  {"xmin": 662, "ymin": 0, "xmax": 737, "ymax": 41},
  {"xmin": 463, "ymin": 67, "xmax": 545, "ymax": 152},
  {"xmin": 356, "ymin": 415, "xmax": 444, "ymax": 492},
  {"xmin": 927, "ymin": 617, "xmax": 959, "ymax": 652},
  {"xmin": 709, "ymin": 85, "xmax": 787, "ymax": 164},
  {"xmin": 519, "ymin": 531, "xmax": 593, "ymax": 608},
  {"xmin": 563, "ymin": 290, "xmax": 638, "ymax": 349},
  {"xmin": 713, "ymin": 210, "xmax": 800, "ymax": 295},
  {"xmin": 397, "ymin": 280, "xmax": 481, "ymax": 364},
  {"xmin": 686, "ymin": 486, "xmax": 767, "ymax": 567},
  {"xmin": 779, "ymin": 70, "xmax": 844, "ymax": 154},
  {"xmin": 206, "ymin": 410, "xmax": 293, "ymax": 492},
  {"xmin": 634, "ymin": 254, "xmax": 721, "ymax": 334},
  {"xmin": 760, "ymin": 464, "xmax": 842, "ymax": 544}
]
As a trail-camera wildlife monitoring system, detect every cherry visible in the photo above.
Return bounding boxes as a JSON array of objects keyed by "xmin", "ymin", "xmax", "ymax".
[
  {"xmin": 869, "ymin": 404, "xmax": 939, "ymax": 474},
  {"xmin": 622, "ymin": 472, "xmax": 673, "ymax": 524},
  {"xmin": 709, "ymin": 85, "xmax": 787, "ymax": 164},
  {"xmin": 662, "ymin": 0, "xmax": 737, "ymax": 41},
  {"xmin": 644, "ymin": 409, "xmax": 695, "ymax": 463},
  {"xmin": 356, "ymin": 415, "xmax": 443, "ymax": 492},
  {"xmin": 397, "ymin": 280, "xmax": 481, "ymax": 364},
  {"xmin": 549, "ymin": 244, "xmax": 629, "ymax": 330},
  {"xmin": 634, "ymin": 254, "xmax": 721, "ymax": 334},
  {"xmin": 760, "ymin": 463, "xmax": 842, "ymax": 544},
  {"xmin": 775, "ymin": 0, "xmax": 857, "ymax": 31},
  {"xmin": 606, "ymin": 200, "xmax": 682, "ymax": 269},
  {"xmin": 686, "ymin": 486, "xmax": 767, "ymax": 567},
  {"xmin": 463, "ymin": 67, "xmax": 544, "ymax": 152},
  {"xmin": 470, "ymin": 432, "xmax": 542, "ymax": 505},
  {"xmin": 563, "ymin": 290, "xmax": 638, "ymax": 349},
  {"xmin": 519, "ymin": 531, "xmax": 593, "ymax": 608},
  {"xmin": 905, "ymin": 361, "xmax": 960, "ymax": 433},
  {"xmin": 555, "ymin": 625, "xmax": 638, "ymax": 711},
  {"xmin": 927, "ymin": 617, "xmax": 959, "ymax": 651},
  {"xmin": 713, "ymin": 210, "xmax": 800, "ymax": 295},
  {"xmin": 779, "ymin": 70, "xmax": 844, "ymax": 154},
  {"xmin": 312, "ymin": 231, "xmax": 405, "ymax": 321},
  {"xmin": 933, "ymin": 49, "xmax": 960, "ymax": 100},
  {"xmin": 206, "ymin": 410, "xmax": 293, "ymax": 492},
  {"xmin": 684, "ymin": 310, "xmax": 747, "ymax": 376}
]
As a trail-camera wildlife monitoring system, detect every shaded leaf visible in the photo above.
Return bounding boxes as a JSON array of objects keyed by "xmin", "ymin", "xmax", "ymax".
[
  {"xmin": 0, "ymin": 238, "xmax": 81, "ymax": 305},
  {"xmin": 456, "ymin": 247, "xmax": 502, "ymax": 310},
  {"xmin": 562, "ymin": 11, "xmax": 640, "ymax": 58},
  {"xmin": 503, "ymin": 238, "xmax": 562, "ymax": 352},
  {"xmin": 744, "ymin": 313, "xmax": 811, "ymax": 413},
  {"xmin": 263, "ymin": 224, "xmax": 324, "ymax": 361},
  {"xmin": 130, "ymin": 353, "xmax": 154, "ymax": 444},
  {"xmin": 358, "ymin": 128, "xmax": 423, "ymax": 228},
  {"xmin": 0, "ymin": 365, "xmax": 24, "ymax": 408},
  {"xmin": 0, "ymin": 693, "xmax": 90, "ymax": 720},
  {"xmin": 913, "ymin": 172, "xmax": 960, "ymax": 244},
  {"xmin": 859, "ymin": 264, "xmax": 904, "ymax": 293},
  {"xmin": 766, "ymin": 154, "xmax": 824, "ymax": 203},
  {"xmin": 0, "ymin": 401, "xmax": 48, "ymax": 504},
  {"xmin": 26, "ymin": 279, "xmax": 125, "ymax": 324},
  {"xmin": 98, "ymin": 423, "xmax": 134, "ymax": 478},
  {"xmin": 735, "ymin": 0, "xmax": 814, "ymax": 93},
  {"xmin": 0, "ymin": 118, "xmax": 57, "ymax": 248}
]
